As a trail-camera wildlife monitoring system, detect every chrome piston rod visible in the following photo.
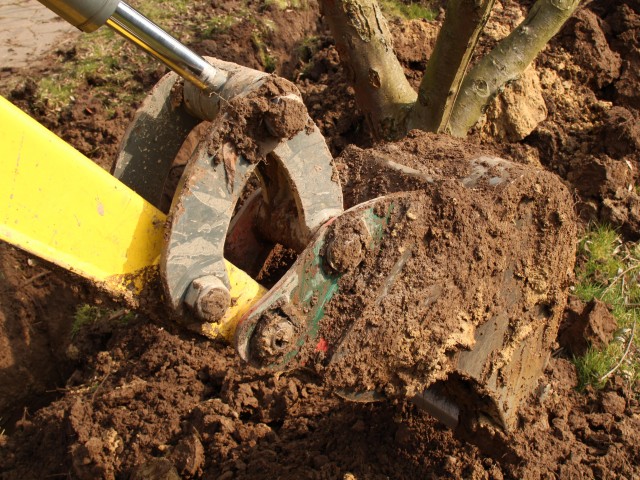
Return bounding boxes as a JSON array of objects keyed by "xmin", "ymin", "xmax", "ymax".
[
  {"xmin": 37, "ymin": 0, "xmax": 223, "ymax": 91},
  {"xmin": 105, "ymin": 2, "xmax": 222, "ymax": 90}
]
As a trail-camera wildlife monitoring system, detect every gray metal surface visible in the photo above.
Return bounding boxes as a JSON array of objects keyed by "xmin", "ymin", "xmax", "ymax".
[
  {"xmin": 115, "ymin": 57, "xmax": 343, "ymax": 325},
  {"xmin": 113, "ymin": 72, "xmax": 199, "ymax": 209},
  {"xmin": 105, "ymin": 2, "xmax": 223, "ymax": 90},
  {"xmin": 162, "ymin": 146, "xmax": 257, "ymax": 311},
  {"xmin": 113, "ymin": 58, "xmax": 270, "ymax": 208},
  {"xmin": 162, "ymin": 123, "xmax": 344, "ymax": 312},
  {"xmin": 37, "ymin": 0, "xmax": 118, "ymax": 32}
]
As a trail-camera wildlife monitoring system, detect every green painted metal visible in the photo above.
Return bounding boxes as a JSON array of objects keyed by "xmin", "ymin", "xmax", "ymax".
[{"xmin": 235, "ymin": 198, "xmax": 393, "ymax": 369}]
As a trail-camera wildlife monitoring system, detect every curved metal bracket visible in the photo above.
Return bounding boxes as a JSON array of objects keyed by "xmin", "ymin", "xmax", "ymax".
[
  {"xmin": 113, "ymin": 72, "xmax": 199, "ymax": 209},
  {"xmin": 113, "ymin": 58, "xmax": 343, "ymax": 326}
]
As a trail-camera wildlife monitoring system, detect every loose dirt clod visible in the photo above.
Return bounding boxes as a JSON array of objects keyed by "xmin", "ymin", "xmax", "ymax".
[
  {"xmin": 206, "ymin": 76, "xmax": 312, "ymax": 164},
  {"xmin": 559, "ymin": 298, "xmax": 618, "ymax": 355}
]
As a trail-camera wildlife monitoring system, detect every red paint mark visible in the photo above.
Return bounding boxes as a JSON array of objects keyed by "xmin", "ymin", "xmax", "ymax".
[{"xmin": 316, "ymin": 337, "xmax": 328, "ymax": 352}]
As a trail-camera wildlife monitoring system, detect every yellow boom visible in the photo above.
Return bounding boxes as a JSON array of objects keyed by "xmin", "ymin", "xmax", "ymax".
[{"xmin": 0, "ymin": 96, "xmax": 264, "ymax": 341}]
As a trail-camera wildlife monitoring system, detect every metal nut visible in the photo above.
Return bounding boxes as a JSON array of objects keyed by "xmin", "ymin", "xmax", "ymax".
[
  {"xmin": 326, "ymin": 232, "xmax": 364, "ymax": 273},
  {"xmin": 249, "ymin": 310, "xmax": 297, "ymax": 364},
  {"xmin": 184, "ymin": 276, "xmax": 231, "ymax": 323}
]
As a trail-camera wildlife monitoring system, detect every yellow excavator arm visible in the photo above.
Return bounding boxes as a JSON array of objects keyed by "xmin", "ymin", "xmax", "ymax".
[{"xmin": 0, "ymin": 95, "xmax": 264, "ymax": 340}]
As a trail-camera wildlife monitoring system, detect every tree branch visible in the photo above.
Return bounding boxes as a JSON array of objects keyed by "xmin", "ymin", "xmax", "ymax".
[
  {"xmin": 408, "ymin": 0, "xmax": 496, "ymax": 134},
  {"xmin": 448, "ymin": 0, "xmax": 581, "ymax": 137},
  {"xmin": 320, "ymin": 0, "xmax": 417, "ymax": 139}
]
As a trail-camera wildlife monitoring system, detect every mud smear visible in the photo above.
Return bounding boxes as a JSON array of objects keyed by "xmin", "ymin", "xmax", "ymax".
[
  {"xmin": 303, "ymin": 135, "xmax": 576, "ymax": 433},
  {"xmin": 205, "ymin": 76, "xmax": 312, "ymax": 166}
]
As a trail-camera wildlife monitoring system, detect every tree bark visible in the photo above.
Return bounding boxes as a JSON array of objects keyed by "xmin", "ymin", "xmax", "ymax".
[
  {"xmin": 448, "ymin": 0, "xmax": 581, "ymax": 137},
  {"xmin": 408, "ymin": 0, "xmax": 495, "ymax": 134},
  {"xmin": 320, "ymin": 0, "xmax": 417, "ymax": 139}
]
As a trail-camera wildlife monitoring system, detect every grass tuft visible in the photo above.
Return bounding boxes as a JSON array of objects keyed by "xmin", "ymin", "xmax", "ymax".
[
  {"xmin": 71, "ymin": 304, "xmax": 134, "ymax": 338},
  {"xmin": 25, "ymin": 0, "xmax": 202, "ymax": 111},
  {"xmin": 263, "ymin": 0, "xmax": 309, "ymax": 11},
  {"xmin": 71, "ymin": 304, "xmax": 104, "ymax": 338},
  {"xmin": 251, "ymin": 32, "xmax": 278, "ymax": 73},
  {"xmin": 572, "ymin": 224, "xmax": 640, "ymax": 392},
  {"xmin": 380, "ymin": 0, "xmax": 437, "ymax": 20},
  {"xmin": 204, "ymin": 14, "xmax": 242, "ymax": 35},
  {"xmin": 574, "ymin": 344, "xmax": 623, "ymax": 391}
]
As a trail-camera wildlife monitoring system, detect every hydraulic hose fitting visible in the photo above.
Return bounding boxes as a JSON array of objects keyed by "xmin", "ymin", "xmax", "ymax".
[{"xmin": 36, "ymin": 0, "xmax": 119, "ymax": 33}]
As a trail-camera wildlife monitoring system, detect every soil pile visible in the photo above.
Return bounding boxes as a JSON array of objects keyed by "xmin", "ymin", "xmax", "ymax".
[
  {"xmin": 531, "ymin": 0, "xmax": 640, "ymax": 238},
  {"xmin": 305, "ymin": 137, "xmax": 576, "ymax": 436},
  {"xmin": 1, "ymin": 315, "xmax": 638, "ymax": 479}
]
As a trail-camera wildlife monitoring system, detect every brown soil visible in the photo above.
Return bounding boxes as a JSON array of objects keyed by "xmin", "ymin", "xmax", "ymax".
[
  {"xmin": 204, "ymin": 75, "xmax": 313, "ymax": 164},
  {"xmin": 1, "ymin": 1, "xmax": 640, "ymax": 479},
  {"xmin": 558, "ymin": 298, "xmax": 619, "ymax": 356},
  {"xmin": 304, "ymin": 137, "xmax": 576, "ymax": 431}
]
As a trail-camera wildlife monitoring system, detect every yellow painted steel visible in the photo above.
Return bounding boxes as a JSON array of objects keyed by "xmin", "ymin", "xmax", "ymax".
[
  {"xmin": 0, "ymin": 95, "xmax": 264, "ymax": 339},
  {"xmin": 208, "ymin": 262, "xmax": 267, "ymax": 342},
  {"xmin": 0, "ymin": 95, "xmax": 164, "ymax": 292}
]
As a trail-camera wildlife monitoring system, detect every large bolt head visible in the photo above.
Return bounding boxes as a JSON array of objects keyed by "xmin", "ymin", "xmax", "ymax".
[
  {"xmin": 326, "ymin": 232, "xmax": 364, "ymax": 272},
  {"xmin": 249, "ymin": 310, "xmax": 298, "ymax": 364},
  {"xmin": 184, "ymin": 276, "xmax": 231, "ymax": 323}
]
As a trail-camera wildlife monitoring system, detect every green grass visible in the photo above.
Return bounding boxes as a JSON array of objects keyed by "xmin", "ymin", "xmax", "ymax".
[
  {"xmin": 263, "ymin": 0, "xmax": 309, "ymax": 10},
  {"xmin": 572, "ymin": 224, "xmax": 640, "ymax": 391},
  {"xmin": 21, "ymin": 0, "xmax": 201, "ymax": 111},
  {"xmin": 31, "ymin": 26, "xmax": 150, "ymax": 110},
  {"xmin": 3, "ymin": 0, "xmax": 286, "ymax": 110},
  {"xmin": 294, "ymin": 36, "xmax": 322, "ymax": 78},
  {"xmin": 71, "ymin": 304, "xmax": 134, "ymax": 338},
  {"xmin": 380, "ymin": 0, "xmax": 437, "ymax": 20},
  {"xmin": 71, "ymin": 304, "xmax": 104, "ymax": 338},
  {"xmin": 251, "ymin": 32, "xmax": 278, "ymax": 73},
  {"xmin": 131, "ymin": 0, "xmax": 190, "ymax": 19},
  {"xmin": 204, "ymin": 14, "xmax": 242, "ymax": 35}
]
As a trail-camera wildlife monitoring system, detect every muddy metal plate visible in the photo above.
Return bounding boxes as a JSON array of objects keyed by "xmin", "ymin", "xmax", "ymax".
[
  {"xmin": 113, "ymin": 72, "xmax": 200, "ymax": 209},
  {"xmin": 113, "ymin": 59, "xmax": 343, "ymax": 334},
  {"xmin": 235, "ymin": 196, "xmax": 392, "ymax": 369}
]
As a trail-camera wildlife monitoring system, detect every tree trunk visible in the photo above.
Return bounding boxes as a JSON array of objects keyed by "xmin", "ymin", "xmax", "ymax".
[
  {"xmin": 408, "ymin": 0, "xmax": 495, "ymax": 134},
  {"xmin": 448, "ymin": 0, "xmax": 581, "ymax": 137},
  {"xmin": 320, "ymin": 0, "xmax": 417, "ymax": 139}
]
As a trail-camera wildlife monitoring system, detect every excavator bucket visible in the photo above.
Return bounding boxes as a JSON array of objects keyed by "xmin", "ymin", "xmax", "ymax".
[{"xmin": 236, "ymin": 141, "xmax": 577, "ymax": 433}]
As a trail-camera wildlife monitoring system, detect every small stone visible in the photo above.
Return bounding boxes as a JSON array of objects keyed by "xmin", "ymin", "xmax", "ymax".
[
  {"xmin": 445, "ymin": 455, "xmax": 458, "ymax": 468},
  {"xmin": 168, "ymin": 434, "xmax": 205, "ymax": 477},
  {"xmin": 218, "ymin": 471, "xmax": 235, "ymax": 480}
]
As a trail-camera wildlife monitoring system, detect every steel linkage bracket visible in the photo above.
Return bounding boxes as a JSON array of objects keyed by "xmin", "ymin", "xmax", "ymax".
[{"xmin": 113, "ymin": 58, "xmax": 343, "ymax": 336}]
